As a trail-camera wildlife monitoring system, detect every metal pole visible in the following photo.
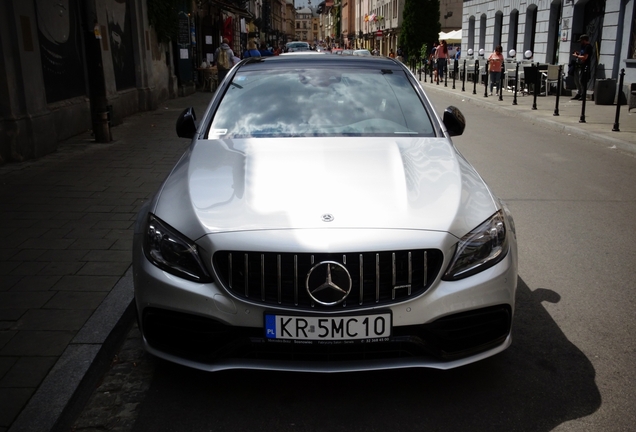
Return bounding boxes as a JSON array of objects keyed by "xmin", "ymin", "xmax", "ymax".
[
  {"xmin": 424, "ymin": 58, "xmax": 427, "ymax": 83},
  {"xmin": 553, "ymin": 64, "xmax": 562, "ymax": 116},
  {"xmin": 436, "ymin": 58, "xmax": 440, "ymax": 85},
  {"xmin": 513, "ymin": 62, "xmax": 519, "ymax": 105},
  {"xmin": 419, "ymin": 57, "xmax": 422, "ymax": 82},
  {"xmin": 498, "ymin": 68, "xmax": 504, "ymax": 101},
  {"xmin": 444, "ymin": 59, "xmax": 448, "ymax": 87},
  {"xmin": 462, "ymin": 59, "xmax": 466, "ymax": 92},
  {"xmin": 579, "ymin": 84, "xmax": 587, "ymax": 123},
  {"xmin": 612, "ymin": 68, "xmax": 625, "ymax": 132},
  {"xmin": 452, "ymin": 59, "xmax": 457, "ymax": 89},
  {"xmin": 473, "ymin": 60, "xmax": 478, "ymax": 94},
  {"xmin": 532, "ymin": 63, "xmax": 539, "ymax": 110},
  {"xmin": 484, "ymin": 60, "xmax": 489, "ymax": 97}
]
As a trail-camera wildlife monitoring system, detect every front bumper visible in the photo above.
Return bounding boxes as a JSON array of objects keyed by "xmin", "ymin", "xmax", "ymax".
[{"xmin": 133, "ymin": 231, "xmax": 517, "ymax": 372}]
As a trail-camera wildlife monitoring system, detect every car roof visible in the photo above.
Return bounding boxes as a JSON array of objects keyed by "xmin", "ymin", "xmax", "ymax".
[{"xmin": 238, "ymin": 55, "xmax": 403, "ymax": 71}]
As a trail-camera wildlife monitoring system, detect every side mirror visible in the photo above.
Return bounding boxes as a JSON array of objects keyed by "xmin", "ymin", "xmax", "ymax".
[
  {"xmin": 176, "ymin": 107, "xmax": 197, "ymax": 139},
  {"xmin": 443, "ymin": 106, "xmax": 466, "ymax": 136}
]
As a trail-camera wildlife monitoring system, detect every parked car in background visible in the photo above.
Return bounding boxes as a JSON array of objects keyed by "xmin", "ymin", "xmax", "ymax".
[
  {"xmin": 133, "ymin": 55, "xmax": 518, "ymax": 373},
  {"xmin": 285, "ymin": 41, "xmax": 310, "ymax": 53},
  {"xmin": 331, "ymin": 48, "xmax": 343, "ymax": 55},
  {"xmin": 341, "ymin": 49, "xmax": 354, "ymax": 56},
  {"xmin": 353, "ymin": 49, "xmax": 372, "ymax": 56}
]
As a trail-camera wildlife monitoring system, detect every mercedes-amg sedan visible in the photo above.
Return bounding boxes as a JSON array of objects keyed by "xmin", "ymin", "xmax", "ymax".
[{"xmin": 133, "ymin": 54, "xmax": 518, "ymax": 373}]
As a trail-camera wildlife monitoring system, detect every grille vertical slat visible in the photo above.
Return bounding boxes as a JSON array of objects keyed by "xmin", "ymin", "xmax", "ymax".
[
  {"xmin": 423, "ymin": 251, "xmax": 428, "ymax": 287},
  {"xmin": 244, "ymin": 253, "xmax": 249, "ymax": 297},
  {"xmin": 277, "ymin": 254, "xmax": 282, "ymax": 305},
  {"xmin": 375, "ymin": 253, "xmax": 380, "ymax": 303},
  {"xmin": 294, "ymin": 255, "xmax": 298, "ymax": 306},
  {"xmin": 359, "ymin": 254, "xmax": 364, "ymax": 305},
  {"xmin": 214, "ymin": 249, "xmax": 443, "ymax": 311},
  {"xmin": 260, "ymin": 254, "xmax": 265, "ymax": 301}
]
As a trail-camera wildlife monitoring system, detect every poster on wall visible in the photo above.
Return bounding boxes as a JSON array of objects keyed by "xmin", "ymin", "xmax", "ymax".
[
  {"xmin": 35, "ymin": 0, "xmax": 87, "ymax": 103},
  {"xmin": 107, "ymin": 0, "xmax": 137, "ymax": 90}
]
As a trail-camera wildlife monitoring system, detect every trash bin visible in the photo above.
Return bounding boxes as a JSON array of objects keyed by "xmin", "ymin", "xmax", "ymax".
[{"xmin": 594, "ymin": 79, "xmax": 616, "ymax": 105}]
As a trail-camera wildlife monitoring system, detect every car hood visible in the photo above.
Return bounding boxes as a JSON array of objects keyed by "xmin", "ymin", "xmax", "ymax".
[{"xmin": 154, "ymin": 137, "xmax": 498, "ymax": 240}]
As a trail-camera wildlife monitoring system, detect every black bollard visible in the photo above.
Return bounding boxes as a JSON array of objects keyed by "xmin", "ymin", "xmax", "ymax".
[
  {"xmin": 473, "ymin": 60, "xmax": 478, "ymax": 94},
  {"xmin": 462, "ymin": 59, "xmax": 466, "ymax": 92},
  {"xmin": 532, "ymin": 63, "xmax": 539, "ymax": 110},
  {"xmin": 579, "ymin": 84, "xmax": 587, "ymax": 123},
  {"xmin": 452, "ymin": 59, "xmax": 457, "ymax": 89},
  {"xmin": 423, "ymin": 59, "xmax": 427, "ymax": 83},
  {"xmin": 499, "ymin": 69, "xmax": 504, "ymax": 101},
  {"xmin": 612, "ymin": 68, "xmax": 625, "ymax": 131},
  {"xmin": 484, "ymin": 60, "xmax": 489, "ymax": 97},
  {"xmin": 436, "ymin": 59, "xmax": 440, "ymax": 85},
  {"xmin": 444, "ymin": 59, "xmax": 448, "ymax": 87},
  {"xmin": 553, "ymin": 64, "xmax": 562, "ymax": 116},
  {"xmin": 513, "ymin": 62, "xmax": 519, "ymax": 105}
]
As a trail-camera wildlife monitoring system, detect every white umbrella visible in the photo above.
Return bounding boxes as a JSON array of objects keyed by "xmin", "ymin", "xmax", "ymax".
[{"xmin": 439, "ymin": 29, "xmax": 462, "ymax": 43}]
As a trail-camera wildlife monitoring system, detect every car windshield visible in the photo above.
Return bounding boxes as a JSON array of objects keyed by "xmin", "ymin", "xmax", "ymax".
[{"xmin": 207, "ymin": 67, "xmax": 435, "ymax": 138}]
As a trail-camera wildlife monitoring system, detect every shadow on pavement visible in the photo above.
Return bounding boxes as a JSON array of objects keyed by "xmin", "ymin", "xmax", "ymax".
[{"xmin": 133, "ymin": 277, "xmax": 601, "ymax": 432}]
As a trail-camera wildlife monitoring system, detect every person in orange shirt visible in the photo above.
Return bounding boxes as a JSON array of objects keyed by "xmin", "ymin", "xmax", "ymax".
[{"xmin": 488, "ymin": 45, "xmax": 504, "ymax": 95}]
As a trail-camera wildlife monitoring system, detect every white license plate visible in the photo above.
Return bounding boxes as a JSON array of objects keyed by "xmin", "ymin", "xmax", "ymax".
[{"xmin": 265, "ymin": 313, "xmax": 392, "ymax": 341}]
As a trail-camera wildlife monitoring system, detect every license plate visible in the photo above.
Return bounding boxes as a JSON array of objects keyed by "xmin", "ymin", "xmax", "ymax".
[{"xmin": 265, "ymin": 312, "xmax": 392, "ymax": 341}]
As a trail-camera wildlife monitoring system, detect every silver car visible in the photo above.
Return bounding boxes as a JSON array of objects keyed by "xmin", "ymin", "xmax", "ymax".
[{"xmin": 133, "ymin": 55, "xmax": 518, "ymax": 373}]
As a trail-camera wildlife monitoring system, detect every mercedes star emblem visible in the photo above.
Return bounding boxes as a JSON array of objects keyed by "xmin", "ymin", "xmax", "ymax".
[
  {"xmin": 306, "ymin": 261, "xmax": 352, "ymax": 306},
  {"xmin": 321, "ymin": 214, "xmax": 334, "ymax": 222}
]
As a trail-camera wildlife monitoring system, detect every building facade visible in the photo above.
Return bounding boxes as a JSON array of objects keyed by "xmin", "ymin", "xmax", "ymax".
[
  {"xmin": 0, "ymin": 0, "xmax": 258, "ymax": 165},
  {"xmin": 462, "ymin": 0, "xmax": 635, "ymax": 95},
  {"xmin": 295, "ymin": 6, "xmax": 313, "ymax": 42}
]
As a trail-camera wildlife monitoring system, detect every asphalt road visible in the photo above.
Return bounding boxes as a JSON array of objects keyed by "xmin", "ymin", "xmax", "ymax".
[{"xmin": 72, "ymin": 89, "xmax": 636, "ymax": 432}]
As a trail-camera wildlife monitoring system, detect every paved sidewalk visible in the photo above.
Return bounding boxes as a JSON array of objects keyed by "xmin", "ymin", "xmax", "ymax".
[
  {"xmin": 0, "ymin": 91, "xmax": 213, "ymax": 432},
  {"xmin": 0, "ymin": 70, "xmax": 634, "ymax": 432},
  {"xmin": 416, "ymin": 70, "xmax": 636, "ymax": 154}
]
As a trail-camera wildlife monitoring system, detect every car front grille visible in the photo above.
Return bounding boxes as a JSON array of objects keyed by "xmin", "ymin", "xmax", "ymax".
[{"xmin": 212, "ymin": 249, "xmax": 444, "ymax": 310}]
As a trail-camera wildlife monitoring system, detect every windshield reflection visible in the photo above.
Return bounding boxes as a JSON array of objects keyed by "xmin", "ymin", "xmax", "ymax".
[{"xmin": 208, "ymin": 68, "xmax": 435, "ymax": 138}]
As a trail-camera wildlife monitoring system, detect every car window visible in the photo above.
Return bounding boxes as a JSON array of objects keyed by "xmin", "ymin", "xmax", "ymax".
[{"xmin": 207, "ymin": 68, "xmax": 435, "ymax": 138}]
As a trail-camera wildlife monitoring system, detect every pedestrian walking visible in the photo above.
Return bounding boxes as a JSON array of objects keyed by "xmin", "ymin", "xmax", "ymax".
[
  {"xmin": 488, "ymin": 45, "xmax": 504, "ymax": 95},
  {"xmin": 243, "ymin": 40, "xmax": 261, "ymax": 58},
  {"xmin": 435, "ymin": 40, "xmax": 448, "ymax": 83},
  {"xmin": 214, "ymin": 37, "xmax": 235, "ymax": 83},
  {"xmin": 571, "ymin": 34, "xmax": 592, "ymax": 100}
]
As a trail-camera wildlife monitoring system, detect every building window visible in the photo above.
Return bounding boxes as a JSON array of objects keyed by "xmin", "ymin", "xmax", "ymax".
[
  {"xmin": 494, "ymin": 11, "xmax": 503, "ymax": 50},
  {"xmin": 479, "ymin": 14, "xmax": 486, "ymax": 53},
  {"xmin": 524, "ymin": 4, "xmax": 537, "ymax": 57}
]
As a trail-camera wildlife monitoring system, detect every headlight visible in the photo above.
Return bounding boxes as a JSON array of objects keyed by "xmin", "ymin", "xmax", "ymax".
[
  {"xmin": 442, "ymin": 210, "xmax": 509, "ymax": 281},
  {"xmin": 143, "ymin": 214, "xmax": 211, "ymax": 282}
]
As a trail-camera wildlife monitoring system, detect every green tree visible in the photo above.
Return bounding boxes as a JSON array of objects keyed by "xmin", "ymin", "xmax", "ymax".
[{"xmin": 399, "ymin": 0, "xmax": 440, "ymax": 59}]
